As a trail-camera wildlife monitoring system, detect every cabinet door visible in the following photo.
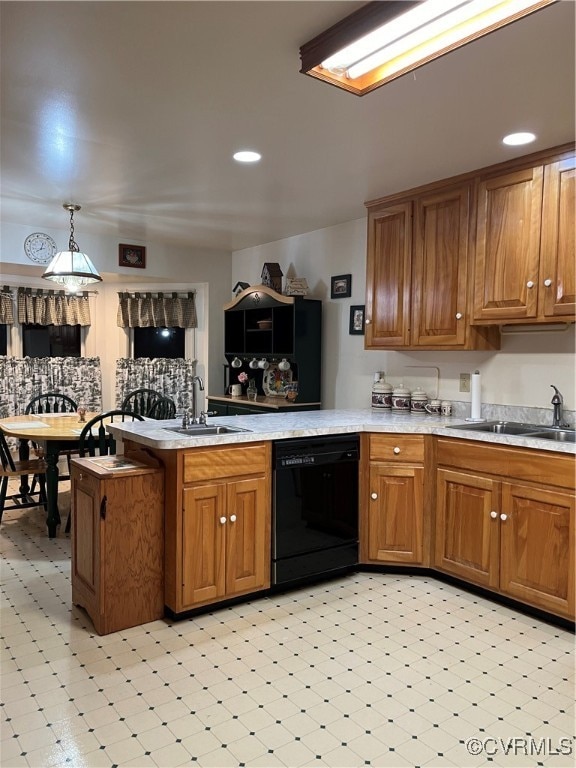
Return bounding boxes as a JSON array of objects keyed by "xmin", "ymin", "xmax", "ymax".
[
  {"xmin": 72, "ymin": 476, "xmax": 101, "ymax": 605},
  {"xmin": 226, "ymin": 476, "xmax": 270, "ymax": 595},
  {"xmin": 365, "ymin": 464, "xmax": 423, "ymax": 564},
  {"xmin": 412, "ymin": 185, "xmax": 469, "ymax": 346},
  {"xmin": 474, "ymin": 166, "xmax": 543, "ymax": 322},
  {"xmin": 182, "ymin": 483, "xmax": 226, "ymax": 606},
  {"xmin": 540, "ymin": 155, "xmax": 576, "ymax": 318},
  {"xmin": 500, "ymin": 482, "xmax": 574, "ymax": 618},
  {"xmin": 365, "ymin": 202, "xmax": 412, "ymax": 348},
  {"xmin": 435, "ymin": 469, "xmax": 499, "ymax": 588}
]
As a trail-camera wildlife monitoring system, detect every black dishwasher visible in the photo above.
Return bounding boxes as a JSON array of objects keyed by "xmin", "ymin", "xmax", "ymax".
[{"xmin": 272, "ymin": 434, "xmax": 359, "ymax": 587}]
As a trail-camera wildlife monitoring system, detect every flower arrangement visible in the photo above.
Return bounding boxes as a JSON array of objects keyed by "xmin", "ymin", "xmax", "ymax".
[{"xmin": 238, "ymin": 372, "xmax": 248, "ymax": 384}]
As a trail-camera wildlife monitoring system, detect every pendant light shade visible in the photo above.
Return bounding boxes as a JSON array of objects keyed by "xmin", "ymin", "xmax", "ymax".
[{"xmin": 43, "ymin": 204, "xmax": 102, "ymax": 293}]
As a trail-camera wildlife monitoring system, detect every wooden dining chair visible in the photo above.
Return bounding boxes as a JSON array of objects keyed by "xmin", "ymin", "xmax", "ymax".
[
  {"xmin": 0, "ymin": 428, "xmax": 47, "ymax": 525},
  {"xmin": 147, "ymin": 396, "xmax": 176, "ymax": 420},
  {"xmin": 25, "ymin": 392, "xmax": 79, "ymax": 483},
  {"xmin": 120, "ymin": 389, "xmax": 164, "ymax": 417},
  {"xmin": 78, "ymin": 410, "xmax": 145, "ymax": 458}
]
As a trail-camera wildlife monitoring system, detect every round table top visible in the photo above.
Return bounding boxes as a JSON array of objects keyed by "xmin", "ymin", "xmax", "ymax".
[{"xmin": 0, "ymin": 412, "xmax": 101, "ymax": 441}]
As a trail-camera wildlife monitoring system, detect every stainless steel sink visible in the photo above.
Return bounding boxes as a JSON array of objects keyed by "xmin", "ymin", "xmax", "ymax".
[
  {"xmin": 448, "ymin": 421, "xmax": 575, "ymax": 442},
  {"xmin": 527, "ymin": 429, "xmax": 576, "ymax": 443},
  {"xmin": 165, "ymin": 424, "xmax": 251, "ymax": 436},
  {"xmin": 448, "ymin": 421, "xmax": 545, "ymax": 435}
]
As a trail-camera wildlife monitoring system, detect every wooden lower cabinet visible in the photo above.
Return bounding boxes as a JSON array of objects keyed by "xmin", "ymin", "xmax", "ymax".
[
  {"xmin": 182, "ymin": 475, "xmax": 269, "ymax": 606},
  {"xmin": 71, "ymin": 457, "xmax": 165, "ymax": 634},
  {"xmin": 160, "ymin": 442, "xmax": 271, "ymax": 614},
  {"xmin": 361, "ymin": 434, "xmax": 427, "ymax": 565},
  {"xmin": 435, "ymin": 439, "xmax": 575, "ymax": 620}
]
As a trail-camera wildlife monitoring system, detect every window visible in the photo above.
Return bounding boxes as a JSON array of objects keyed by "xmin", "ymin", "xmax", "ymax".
[
  {"xmin": 133, "ymin": 327, "xmax": 185, "ymax": 359},
  {"xmin": 0, "ymin": 325, "xmax": 7, "ymax": 356},
  {"xmin": 22, "ymin": 324, "xmax": 81, "ymax": 358}
]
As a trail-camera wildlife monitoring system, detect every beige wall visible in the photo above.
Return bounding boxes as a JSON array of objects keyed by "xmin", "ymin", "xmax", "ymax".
[{"xmin": 232, "ymin": 218, "xmax": 575, "ymax": 416}]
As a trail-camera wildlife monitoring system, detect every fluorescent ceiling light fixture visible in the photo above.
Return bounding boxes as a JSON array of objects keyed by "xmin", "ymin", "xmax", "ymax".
[
  {"xmin": 502, "ymin": 131, "xmax": 537, "ymax": 145},
  {"xmin": 43, "ymin": 203, "xmax": 102, "ymax": 293},
  {"xmin": 233, "ymin": 150, "xmax": 262, "ymax": 163},
  {"xmin": 300, "ymin": 0, "xmax": 556, "ymax": 96}
]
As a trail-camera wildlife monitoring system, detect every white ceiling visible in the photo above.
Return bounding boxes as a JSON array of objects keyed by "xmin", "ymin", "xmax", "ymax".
[{"xmin": 1, "ymin": 1, "xmax": 575, "ymax": 255}]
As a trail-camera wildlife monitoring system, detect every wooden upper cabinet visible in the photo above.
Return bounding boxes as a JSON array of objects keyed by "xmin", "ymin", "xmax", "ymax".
[
  {"xmin": 473, "ymin": 149, "xmax": 575, "ymax": 324},
  {"xmin": 540, "ymin": 154, "xmax": 576, "ymax": 318},
  {"xmin": 411, "ymin": 185, "xmax": 470, "ymax": 347},
  {"xmin": 365, "ymin": 202, "xmax": 412, "ymax": 348},
  {"xmin": 365, "ymin": 185, "xmax": 499, "ymax": 350}
]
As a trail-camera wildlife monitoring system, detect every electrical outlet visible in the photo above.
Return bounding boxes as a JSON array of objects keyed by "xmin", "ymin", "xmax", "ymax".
[{"xmin": 460, "ymin": 373, "xmax": 471, "ymax": 393}]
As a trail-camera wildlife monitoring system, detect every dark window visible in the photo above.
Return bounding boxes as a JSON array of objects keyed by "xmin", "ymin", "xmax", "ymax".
[
  {"xmin": 0, "ymin": 325, "xmax": 6, "ymax": 356},
  {"xmin": 22, "ymin": 324, "xmax": 81, "ymax": 357},
  {"xmin": 133, "ymin": 327, "xmax": 185, "ymax": 359}
]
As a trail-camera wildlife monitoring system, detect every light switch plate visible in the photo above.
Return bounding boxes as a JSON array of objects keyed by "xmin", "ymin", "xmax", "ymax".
[{"xmin": 460, "ymin": 373, "xmax": 471, "ymax": 393}]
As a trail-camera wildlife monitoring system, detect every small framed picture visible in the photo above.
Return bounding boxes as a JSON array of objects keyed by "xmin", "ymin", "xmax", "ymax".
[
  {"xmin": 119, "ymin": 244, "xmax": 146, "ymax": 269},
  {"xmin": 331, "ymin": 273, "xmax": 352, "ymax": 299},
  {"xmin": 349, "ymin": 305, "xmax": 365, "ymax": 335}
]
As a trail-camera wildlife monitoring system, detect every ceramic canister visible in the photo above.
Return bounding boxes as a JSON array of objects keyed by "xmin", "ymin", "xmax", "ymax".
[
  {"xmin": 410, "ymin": 388, "xmax": 428, "ymax": 414},
  {"xmin": 391, "ymin": 386, "xmax": 411, "ymax": 411},
  {"xmin": 372, "ymin": 374, "xmax": 393, "ymax": 409},
  {"xmin": 425, "ymin": 398, "xmax": 442, "ymax": 415}
]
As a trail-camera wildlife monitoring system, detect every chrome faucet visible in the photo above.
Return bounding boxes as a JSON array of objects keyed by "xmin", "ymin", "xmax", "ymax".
[
  {"xmin": 190, "ymin": 375, "xmax": 205, "ymax": 424},
  {"xmin": 550, "ymin": 385, "xmax": 568, "ymax": 428}
]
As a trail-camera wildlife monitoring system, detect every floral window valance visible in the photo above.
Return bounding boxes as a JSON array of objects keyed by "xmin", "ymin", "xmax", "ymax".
[
  {"xmin": 0, "ymin": 286, "xmax": 14, "ymax": 324},
  {"xmin": 17, "ymin": 288, "xmax": 91, "ymax": 326},
  {"xmin": 117, "ymin": 292, "xmax": 197, "ymax": 328}
]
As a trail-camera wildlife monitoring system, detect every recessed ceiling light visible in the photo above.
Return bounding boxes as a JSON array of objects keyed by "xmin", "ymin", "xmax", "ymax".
[
  {"xmin": 502, "ymin": 132, "xmax": 537, "ymax": 146},
  {"xmin": 233, "ymin": 150, "xmax": 261, "ymax": 163}
]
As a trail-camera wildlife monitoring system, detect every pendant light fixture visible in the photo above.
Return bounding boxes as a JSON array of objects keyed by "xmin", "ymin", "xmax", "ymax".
[
  {"xmin": 300, "ymin": 0, "xmax": 556, "ymax": 96},
  {"xmin": 42, "ymin": 203, "xmax": 102, "ymax": 293}
]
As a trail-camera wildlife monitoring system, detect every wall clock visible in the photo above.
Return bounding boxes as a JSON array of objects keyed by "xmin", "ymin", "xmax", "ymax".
[{"xmin": 24, "ymin": 232, "xmax": 57, "ymax": 264}]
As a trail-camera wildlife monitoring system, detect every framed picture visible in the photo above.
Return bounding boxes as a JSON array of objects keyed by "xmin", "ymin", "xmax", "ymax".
[
  {"xmin": 331, "ymin": 273, "xmax": 352, "ymax": 299},
  {"xmin": 349, "ymin": 305, "xmax": 365, "ymax": 335},
  {"xmin": 119, "ymin": 243, "xmax": 146, "ymax": 269}
]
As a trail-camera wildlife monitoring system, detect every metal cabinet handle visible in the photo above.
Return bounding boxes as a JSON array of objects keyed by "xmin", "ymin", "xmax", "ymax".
[
  {"xmin": 544, "ymin": 278, "xmax": 552, "ymax": 287},
  {"xmin": 393, "ymin": 447, "xmax": 400, "ymax": 454},
  {"xmin": 526, "ymin": 281, "xmax": 534, "ymax": 288},
  {"xmin": 490, "ymin": 511, "xmax": 498, "ymax": 519},
  {"xmin": 100, "ymin": 496, "xmax": 107, "ymax": 521},
  {"xmin": 230, "ymin": 514, "xmax": 237, "ymax": 522},
  {"xmin": 500, "ymin": 513, "xmax": 508, "ymax": 522},
  {"xmin": 219, "ymin": 516, "xmax": 227, "ymax": 525},
  {"xmin": 79, "ymin": 473, "xmax": 83, "ymax": 480},
  {"xmin": 455, "ymin": 312, "xmax": 462, "ymax": 320},
  {"xmin": 371, "ymin": 492, "xmax": 378, "ymax": 500}
]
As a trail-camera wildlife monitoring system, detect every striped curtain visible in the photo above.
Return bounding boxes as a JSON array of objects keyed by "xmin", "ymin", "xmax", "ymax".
[
  {"xmin": 117, "ymin": 292, "xmax": 197, "ymax": 328},
  {"xmin": 0, "ymin": 287, "xmax": 14, "ymax": 324},
  {"xmin": 17, "ymin": 288, "xmax": 91, "ymax": 326}
]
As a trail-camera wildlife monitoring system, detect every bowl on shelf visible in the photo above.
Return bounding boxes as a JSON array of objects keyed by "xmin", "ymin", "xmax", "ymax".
[{"xmin": 257, "ymin": 319, "xmax": 272, "ymax": 330}]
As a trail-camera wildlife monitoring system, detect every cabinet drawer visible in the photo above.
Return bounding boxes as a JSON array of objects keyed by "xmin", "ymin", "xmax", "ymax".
[
  {"xmin": 369, "ymin": 434, "xmax": 424, "ymax": 463},
  {"xmin": 436, "ymin": 438, "xmax": 575, "ymax": 489},
  {"xmin": 183, "ymin": 443, "xmax": 270, "ymax": 483}
]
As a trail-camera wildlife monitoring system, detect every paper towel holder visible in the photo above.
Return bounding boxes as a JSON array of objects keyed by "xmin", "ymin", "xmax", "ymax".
[{"xmin": 465, "ymin": 369, "xmax": 486, "ymax": 423}]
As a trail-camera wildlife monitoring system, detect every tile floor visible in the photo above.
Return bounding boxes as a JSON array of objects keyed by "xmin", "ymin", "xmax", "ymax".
[{"xmin": 1, "ymin": 483, "xmax": 574, "ymax": 768}]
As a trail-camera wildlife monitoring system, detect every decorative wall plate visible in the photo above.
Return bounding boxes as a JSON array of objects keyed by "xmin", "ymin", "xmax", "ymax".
[{"xmin": 262, "ymin": 364, "xmax": 292, "ymax": 396}]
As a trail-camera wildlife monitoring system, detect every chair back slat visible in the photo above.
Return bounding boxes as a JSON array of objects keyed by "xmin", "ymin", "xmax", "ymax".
[
  {"xmin": 147, "ymin": 396, "xmax": 176, "ymax": 420},
  {"xmin": 78, "ymin": 410, "xmax": 144, "ymax": 457},
  {"xmin": 121, "ymin": 388, "xmax": 165, "ymax": 417},
  {"xmin": 26, "ymin": 393, "xmax": 78, "ymax": 415},
  {"xmin": 0, "ymin": 429, "xmax": 16, "ymax": 472}
]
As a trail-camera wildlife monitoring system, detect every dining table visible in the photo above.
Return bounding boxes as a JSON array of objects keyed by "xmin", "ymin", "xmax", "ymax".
[{"xmin": 0, "ymin": 412, "xmax": 100, "ymax": 538}]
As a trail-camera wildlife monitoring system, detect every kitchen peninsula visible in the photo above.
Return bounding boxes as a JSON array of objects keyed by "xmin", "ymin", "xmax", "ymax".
[{"xmin": 96, "ymin": 409, "xmax": 575, "ymax": 629}]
